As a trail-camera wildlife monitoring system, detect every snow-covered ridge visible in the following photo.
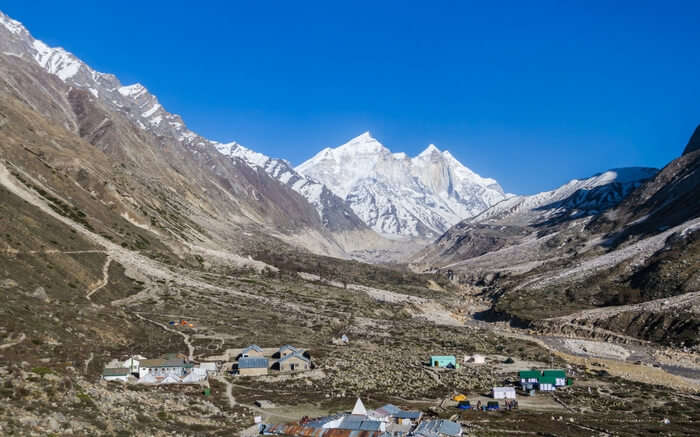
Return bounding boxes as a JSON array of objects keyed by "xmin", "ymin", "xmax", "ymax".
[
  {"xmin": 0, "ymin": 9, "xmax": 199, "ymax": 144},
  {"xmin": 470, "ymin": 167, "xmax": 658, "ymax": 225},
  {"xmin": 296, "ymin": 132, "xmax": 507, "ymax": 238}
]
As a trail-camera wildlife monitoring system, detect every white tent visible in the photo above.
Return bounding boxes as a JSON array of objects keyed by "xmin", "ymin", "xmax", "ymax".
[
  {"xmin": 138, "ymin": 373, "xmax": 158, "ymax": 384},
  {"xmin": 160, "ymin": 374, "xmax": 182, "ymax": 385},
  {"xmin": 464, "ymin": 354, "xmax": 486, "ymax": 364},
  {"xmin": 492, "ymin": 387, "xmax": 516, "ymax": 399},
  {"xmin": 351, "ymin": 397, "xmax": 367, "ymax": 415}
]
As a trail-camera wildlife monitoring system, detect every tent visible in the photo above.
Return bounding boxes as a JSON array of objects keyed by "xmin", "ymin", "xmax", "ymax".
[
  {"xmin": 352, "ymin": 398, "xmax": 367, "ymax": 415},
  {"xmin": 464, "ymin": 354, "xmax": 485, "ymax": 364},
  {"xmin": 456, "ymin": 401, "xmax": 471, "ymax": 410},
  {"xmin": 452, "ymin": 394, "xmax": 467, "ymax": 402}
]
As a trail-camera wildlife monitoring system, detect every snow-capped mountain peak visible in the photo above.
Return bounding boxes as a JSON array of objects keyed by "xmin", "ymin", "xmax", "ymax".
[
  {"xmin": 418, "ymin": 143, "xmax": 441, "ymax": 157},
  {"xmin": 296, "ymin": 133, "xmax": 507, "ymax": 238}
]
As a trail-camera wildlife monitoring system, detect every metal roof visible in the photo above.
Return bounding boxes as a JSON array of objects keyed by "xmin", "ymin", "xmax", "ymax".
[
  {"xmin": 103, "ymin": 367, "xmax": 130, "ymax": 377},
  {"xmin": 518, "ymin": 370, "xmax": 541, "ymax": 379},
  {"xmin": 277, "ymin": 352, "xmax": 310, "ymax": 363},
  {"xmin": 414, "ymin": 420, "xmax": 461, "ymax": 437},
  {"xmin": 242, "ymin": 344, "xmax": 264, "ymax": 353},
  {"xmin": 239, "ymin": 357, "xmax": 269, "ymax": 369},
  {"xmin": 280, "ymin": 344, "xmax": 300, "ymax": 353},
  {"xmin": 538, "ymin": 375, "xmax": 558, "ymax": 385},
  {"xmin": 542, "ymin": 369, "xmax": 566, "ymax": 378},
  {"xmin": 394, "ymin": 410, "xmax": 421, "ymax": 419}
]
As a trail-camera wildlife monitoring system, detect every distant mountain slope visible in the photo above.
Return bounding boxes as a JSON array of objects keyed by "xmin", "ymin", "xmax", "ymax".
[
  {"xmin": 0, "ymin": 9, "xmax": 380, "ymax": 258},
  {"xmin": 413, "ymin": 167, "xmax": 657, "ymax": 266},
  {"xmin": 214, "ymin": 141, "xmax": 368, "ymax": 233},
  {"xmin": 296, "ymin": 132, "xmax": 506, "ymax": 238}
]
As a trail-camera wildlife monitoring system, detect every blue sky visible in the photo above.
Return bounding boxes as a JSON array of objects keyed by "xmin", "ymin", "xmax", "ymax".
[{"xmin": 4, "ymin": 1, "xmax": 699, "ymax": 194}]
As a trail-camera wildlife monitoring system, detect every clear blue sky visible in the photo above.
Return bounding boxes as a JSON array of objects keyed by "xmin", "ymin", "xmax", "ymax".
[{"xmin": 4, "ymin": 1, "xmax": 699, "ymax": 194}]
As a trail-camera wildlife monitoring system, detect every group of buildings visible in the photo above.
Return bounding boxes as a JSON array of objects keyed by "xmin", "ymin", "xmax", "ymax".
[
  {"xmin": 102, "ymin": 353, "xmax": 217, "ymax": 385},
  {"xmin": 263, "ymin": 398, "xmax": 462, "ymax": 437},
  {"xmin": 235, "ymin": 344, "xmax": 311, "ymax": 376}
]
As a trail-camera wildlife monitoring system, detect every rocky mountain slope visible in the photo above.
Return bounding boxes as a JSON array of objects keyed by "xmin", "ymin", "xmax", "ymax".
[
  {"xmin": 0, "ymin": 10, "xmax": 387, "ymax": 259},
  {"xmin": 415, "ymin": 127, "xmax": 700, "ymax": 348},
  {"xmin": 214, "ymin": 141, "xmax": 369, "ymax": 234},
  {"xmin": 413, "ymin": 167, "xmax": 658, "ymax": 266},
  {"xmin": 296, "ymin": 132, "xmax": 507, "ymax": 239}
]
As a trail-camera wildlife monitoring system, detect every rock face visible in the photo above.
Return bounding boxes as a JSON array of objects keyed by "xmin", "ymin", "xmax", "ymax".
[
  {"xmin": 296, "ymin": 132, "xmax": 506, "ymax": 238},
  {"xmin": 683, "ymin": 124, "xmax": 700, "ymax": 155}
]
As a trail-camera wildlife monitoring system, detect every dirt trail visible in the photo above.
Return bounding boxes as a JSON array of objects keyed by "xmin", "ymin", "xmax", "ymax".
[
  {"xmin": 84, "ymin": 352, "xmax": 94, "ymax": 375},
  {"xmin": 0, "ymin": 333, "xmax": 25, "ymax": 349},
  {"xmin": 134, "ymin": 313, "xmax": 194, "ymax": 361},
  {"xmin": 214, "ymin": 375, "xmax": 237, "ymax": 408},
  {"xmin": 0, "ymin": 161, "xmax": 264, "ymax": 302},
  {"xmin": 86, "ymin": 256, "xmax": 111, "ymax": 300}
]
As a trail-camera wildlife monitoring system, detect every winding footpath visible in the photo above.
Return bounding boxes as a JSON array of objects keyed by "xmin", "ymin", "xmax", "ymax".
[
  {"xmin": 86, "ymin": 256, "xmax": 112, "ymax": 300},
  {"xmin": 134, "ymin": 313, "xmax": 194, "ymax": 361}
]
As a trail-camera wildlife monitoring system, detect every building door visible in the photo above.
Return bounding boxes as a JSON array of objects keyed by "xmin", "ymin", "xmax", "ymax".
[
  {"xmin": 291, "ymin": 363, "xmax": 296, "ymax": 371},
  {"xmin": 434, "ymin": 361, "xmax": 439, "ymax": 367}
]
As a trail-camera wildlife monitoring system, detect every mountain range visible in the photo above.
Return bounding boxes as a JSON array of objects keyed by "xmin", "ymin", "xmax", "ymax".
[
  {"xmin": 1, "ymin": 8, "xmax": 700, "ymax": 435},
  {"xmin": 296, "ymin": 132, "xmax": 507, "ymax": 239}
]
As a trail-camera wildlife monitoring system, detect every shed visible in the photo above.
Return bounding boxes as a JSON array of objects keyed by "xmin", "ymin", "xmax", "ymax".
[
  {"xmin": 430, "ymin": 355, "xmax": 457, "ymax": 368},
  {"xmin": 102, "ymin": 367, "xmax": 130, "ymax": 382},
  {"xmin": 238, "ymin": 357, "xmax": 269, "ymax": 376},
  {"xmin": 492, "ymin": 386, "xmax": 516, "ymax": 399}
]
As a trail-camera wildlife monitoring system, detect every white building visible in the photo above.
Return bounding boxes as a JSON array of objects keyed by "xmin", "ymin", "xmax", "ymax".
[
  {"xmin": 492, "ymin": 387, "xmax": 516, "ymax": 399},
  {"xmin": 199, "ymin": 362, "xmax": 217, "ymax": 375},
  {"xmin": 122, "ymin": 355, "xmax": 146, "ymax": 375}
]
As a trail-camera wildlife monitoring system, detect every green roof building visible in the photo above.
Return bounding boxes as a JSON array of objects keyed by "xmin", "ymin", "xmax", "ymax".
[
  {"xmin": 518, "ymin": 370, "xmax": 541, "ymax": 383},
  {"xmin": 542, "ymin": 370, "xmax": 567, "ymax": 386}
]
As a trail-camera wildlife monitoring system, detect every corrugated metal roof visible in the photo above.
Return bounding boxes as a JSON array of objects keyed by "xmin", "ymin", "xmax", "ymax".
[
  {"xmin": 414, "ymin": 420, "xmax": 461, "ymax": 437},
  {"xmin": 242, "ymin": 344, "xmax": 264, "ymax": 354},
  {"xmin": 140, "ymin": 359, "xmax": 166, "ymax": 368},
  {"xmin": 518, "ymin": 370, "xmax": 541, "ymax": 379},
  {"xmin": 277, "ymin": 352, "xmax": 310, "ymax": 364},
  {"xmin": 102, "ymin": 367, "xmax": 130, "ymax": 376},
  {"xmin": 394, "ymin": 410, "xmax": 421, "ymax": 419},
  {"xmin": 239, "ymin": 357, "xmax": 269, "ymax": 369},
  {"xmin": 264, "ymin": 422, "xmax": 384, "ymax": 437},
  {"xmin": 542, "ymin": 369, "xmax": 566, "ymax": 378}
]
